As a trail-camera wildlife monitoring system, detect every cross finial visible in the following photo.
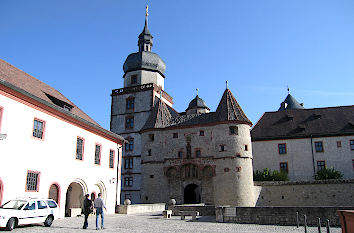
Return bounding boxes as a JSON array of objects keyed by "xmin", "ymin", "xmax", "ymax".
[
  {"xmin": 146, "ymin": 5, "xmax": 149, "ymax": 16},
  {"xmin": 196, "ymin": 88, "xmax": 199, "ymax": 96},
  {"xmin": 226, "ymin": 80, "xmax": 228, "ymax": 89}
]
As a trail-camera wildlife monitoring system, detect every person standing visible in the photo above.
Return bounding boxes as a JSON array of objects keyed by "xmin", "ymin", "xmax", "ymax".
[
  {"xmin": 94, "ymin": 193, "xmax": 106, "ymax": 230},
  {"xmin": 83, "ymin": 194, "xmax": 92, "ymax": 229}
]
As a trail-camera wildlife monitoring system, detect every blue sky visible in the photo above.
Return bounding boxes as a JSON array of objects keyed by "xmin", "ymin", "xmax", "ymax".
[{"xmin": 1, "ymin": 1, "xmax": 354, "ymax": 129}]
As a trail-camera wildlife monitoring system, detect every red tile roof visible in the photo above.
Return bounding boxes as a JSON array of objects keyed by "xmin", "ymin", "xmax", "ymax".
[{"xmin": 0, "ymin": 58, "xmax": 99, "ymax": 126}]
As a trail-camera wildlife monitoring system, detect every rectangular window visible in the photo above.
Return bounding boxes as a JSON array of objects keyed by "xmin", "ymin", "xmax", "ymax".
[
  {"xmin": 195, "ymin": 149, "xmax": 201, "ymax": 158},
  {"xmin": 124, "ymin": 158, "xmax": 133, "ymax": 169},
  {"xmin": 94, "ymin": 144, "xmax": 101, "ymax": 165},
  {"xmin": 280, "ymin": 162, "xmax": 288, "ymax": 173},
  {"xmin": 178, "ymin": 151, "xmax": 183, "ymax": 158},
  {"xmin": 33, "ymin": 119, "xmax": 45, "ymax": 139},
  {"xmin": 278, "ymin": 143, "xmax": 287, "ymax": 154},
  {"xmin": 173, "ymin": 133, "xmax": 178, "ymax": 138},
  {"xmin": 219, "ymin": 145, "xmax": 225, "ymax": 152},
  {"xmin": 76, "ymin": 137, "xmax": 84, "ymax": 160},
  {"xmin": 199, "ymin": 130, "xmax": 204, "ymax": 136},
  {"xmin": 337, "ymin": 141, "xmax": 342, "ymax": 148},
  {"xmin": 148, "ymin": 149, "xmax": 152, "ymax": 156},
  {"xmin": 126, "ymin": 97, "xmax": 135, "ymax": 110},
  {"xmin": 125, "ymin": 139, "xmax": 134, "ymax": 152},
  {"xmin": 125, "ymin": 117, "xmax": 134, "ymax": 129},
  {"xmin": 124, "ymin": 177, "xmax": 133, "ymax": 187},
  {"xmin": 317, "ymin": 161, "xmax": 326, "ymax": 171},
  {"xmin": 109, "ymin": 150, "xmax": 115, "ymax": 168},
  {"xmin": 148, "ymin": 134, "xmax": 154, "ymax": 141},
  {"xmin": 124, "ymin": 194, "xmax": 132, "ymax": 200},
  {"xmin": 229, "ymin": 126, "xmax": 238, "ymax": 135},
  {"xmin": 350, "ymin": 140, "xmax": 354, "ymax": 150},
  {"xmin": 245, "ymin": 145, "xmax": 248, "ymax": 151},
  {"xmin": 26, "ymin": 171, "xmax": 40, "ymax": 192},
  {"xmin": 131, "ymin": 75, "xmax": 137, "ymax": 85},
  {"xmin": 315, "ymin": 141, "xmax": 324, "ymax": 152}
]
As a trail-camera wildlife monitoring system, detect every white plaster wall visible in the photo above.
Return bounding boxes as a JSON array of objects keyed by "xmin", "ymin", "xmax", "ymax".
[
  {"xmin": 252, "ymin": 136, "xmax": 354, "ymax": 181},
  {"xmin": 0, "ymin": 93, "xmax": 122, "ymax": 218}
]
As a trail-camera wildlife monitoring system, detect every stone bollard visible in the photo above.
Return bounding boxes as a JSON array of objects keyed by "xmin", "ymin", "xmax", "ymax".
[
  {"xmin": 124, "ymin": 199, "xmax": 131, "ymax": 205},
  {"xmin": 168, "ymin": 199, "xmax": 176, "ymax": 215}
]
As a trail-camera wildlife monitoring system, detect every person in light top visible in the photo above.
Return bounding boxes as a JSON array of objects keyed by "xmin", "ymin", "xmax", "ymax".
[{"xmin": 94, "ymin": 193, "xmax": 107, "ymax": 230}]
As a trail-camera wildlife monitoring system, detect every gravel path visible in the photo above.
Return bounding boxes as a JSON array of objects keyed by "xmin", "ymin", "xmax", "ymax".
[{"xmin": 2, "ymin": 212, "xmax": 341, "ymax": 233}]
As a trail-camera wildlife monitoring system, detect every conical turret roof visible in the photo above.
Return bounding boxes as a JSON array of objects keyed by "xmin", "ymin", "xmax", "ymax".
[
  {"xmin": 185, "ymin": 95, "xmax": 210, "ymax": 112},
  {"xmin": 216, "ymin": 88, "xmax": 252, "ymax": 124},
  {"xmin": 278, "ymin": 94, "xmax": 304, "ymax": 111}
]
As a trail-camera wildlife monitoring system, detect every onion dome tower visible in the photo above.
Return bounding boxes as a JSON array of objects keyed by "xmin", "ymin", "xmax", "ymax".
[{"xmin": 122, "ymin": 6, "xmax": 166, "ymax": 89}]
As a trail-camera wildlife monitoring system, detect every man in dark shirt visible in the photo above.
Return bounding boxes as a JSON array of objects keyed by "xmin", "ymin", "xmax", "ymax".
[{"xmin": 83, "ymin": 194, "xmax": 92, "ymax": 229}]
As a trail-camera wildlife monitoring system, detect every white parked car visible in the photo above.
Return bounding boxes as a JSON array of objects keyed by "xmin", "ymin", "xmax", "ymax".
[{"xmin": 0, "ymin": 198, "xmax": 59, "ymax": 231}]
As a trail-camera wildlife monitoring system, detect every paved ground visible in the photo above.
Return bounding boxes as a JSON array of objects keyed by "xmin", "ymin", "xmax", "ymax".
[{"xmin": 1, "ymin": 212, "xmax": 341, "ymax": 233}]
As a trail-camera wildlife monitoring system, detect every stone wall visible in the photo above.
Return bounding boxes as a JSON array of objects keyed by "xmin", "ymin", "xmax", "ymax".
[
  {"xmin": 117, "ymin": 203, "xmax": 166, "ymax": 214},
  {"xmin": 216, "ymin": 206, "xmax": 354, "ymax": 226},
  {"xmin": 254, "ymin": 179, "xmax": 354, "ymax": 207},
  {"xmin": 169, "ymin": 204, "xmax": 216, "ymax": 216}
]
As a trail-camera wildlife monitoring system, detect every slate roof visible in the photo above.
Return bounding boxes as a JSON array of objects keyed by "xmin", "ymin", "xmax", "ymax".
[
  {"xmin": 278, "ymin": 94, "xmax": 304, "ymax": 110},
  {"xmin": 185, "ymin": 95, "xmax": 210, "ymax": 111},
  {"xmin": 123, "ymin": 51, "xmax": 166, "ymax": 75},
  {"xmin": 141, "ymin": 88, "xmax": 252, "ymax": 131},
  {"xmin": 216, "ymin": 88, "xmax": 252, "ymax": 124},
  {"xmin": 251, "ymin": 105, "xmax": 354, "ymax": 141},
  {"xmin": 0, "ymin": 59, "xmax": 99, "ymax": 126}
]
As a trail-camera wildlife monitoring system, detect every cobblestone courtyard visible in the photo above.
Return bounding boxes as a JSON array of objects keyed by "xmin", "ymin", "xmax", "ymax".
[{"xmin": 1, "ymin": 212, "xmax": 342, "ymax": 233}]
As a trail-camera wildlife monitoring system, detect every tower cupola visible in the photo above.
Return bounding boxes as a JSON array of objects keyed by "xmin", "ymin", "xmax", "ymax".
[
  {"xmin": 138, "ymin": 6, "xmax": 153, "ymax": 52},
  {"xmin": 122, "ymin": 6, "xmax": 166, "ymax": 89}
]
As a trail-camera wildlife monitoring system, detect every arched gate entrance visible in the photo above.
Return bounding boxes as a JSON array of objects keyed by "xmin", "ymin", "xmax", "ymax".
[{"xmin": 184, "ymin": 184, "xmax": 201, "ymax": 204}]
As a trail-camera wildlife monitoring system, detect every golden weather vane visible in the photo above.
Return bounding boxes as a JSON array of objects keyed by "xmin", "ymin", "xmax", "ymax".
[{"xmin": 146, "ymin": 5, "xmax": 149, "ymax": 16}]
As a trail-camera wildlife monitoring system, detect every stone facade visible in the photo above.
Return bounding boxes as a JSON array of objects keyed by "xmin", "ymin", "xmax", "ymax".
[
  {"xmin": 140, "ymin": 110, "xmax": 255, "ymax": 206},
  {"xmin": 110, "ymin": 13, "xmax": 172, "ymax": 204}
]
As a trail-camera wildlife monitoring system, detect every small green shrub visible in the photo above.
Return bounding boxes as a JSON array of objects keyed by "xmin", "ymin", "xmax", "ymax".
[
  {"xmin": 314, "ymin": 167, "xmax": 343, "ymax": 180},
  {"xmin": 253, "ymin": 168, "xmax": 288, "ymax": 181}
]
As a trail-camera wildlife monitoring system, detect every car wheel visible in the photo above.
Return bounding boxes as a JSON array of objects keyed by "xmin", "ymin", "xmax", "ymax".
[
  {"xmin": 44, "ymin": 215, "xmax": 54, "ymax": 227},
  {"xmin": 6, "ymin": 218, "xmax": 16, "ymax": 231}
]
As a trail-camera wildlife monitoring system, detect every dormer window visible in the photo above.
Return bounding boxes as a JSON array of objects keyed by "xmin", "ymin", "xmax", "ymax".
[{"xmin": 131, "ymin": 75, "xmax": 137, "ymax": 85}]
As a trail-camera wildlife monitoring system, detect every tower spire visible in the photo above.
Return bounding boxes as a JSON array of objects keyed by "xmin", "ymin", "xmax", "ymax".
[{"xmin": 138, "ymin": 5, "xmax": 153, "ymax": 52}]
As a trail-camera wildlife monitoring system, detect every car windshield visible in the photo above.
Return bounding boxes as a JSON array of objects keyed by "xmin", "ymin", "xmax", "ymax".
[{"xmin": 0, "ymin": 200, "xmax": 27, "ymax": 210}]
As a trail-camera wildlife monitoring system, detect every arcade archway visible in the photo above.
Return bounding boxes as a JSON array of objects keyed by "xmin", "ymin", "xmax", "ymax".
[
  {"xmin": 65, "ymin": 180, "xmax": 87, "ymax": 217},
  {"xmin": 184, "ymin": 184, "xmax": 201, "ymax": 204}
]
